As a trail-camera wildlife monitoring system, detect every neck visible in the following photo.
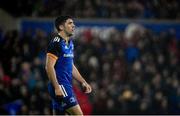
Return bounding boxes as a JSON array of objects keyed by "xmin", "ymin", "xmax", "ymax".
[{"xmin": 58, "ymin": 31, "xmax": 69, "ymax": 44}]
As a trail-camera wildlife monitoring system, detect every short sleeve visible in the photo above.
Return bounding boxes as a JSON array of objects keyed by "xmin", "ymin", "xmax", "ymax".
[{"xmin": 47, "ymin": 37, "xmax": 61, "ymax": 59}]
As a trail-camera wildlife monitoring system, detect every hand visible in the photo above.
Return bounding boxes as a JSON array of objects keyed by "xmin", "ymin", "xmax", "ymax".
[
  {"xmin": 55, "ymin": 86, "xmax": 64, "ymax": 99},
  {"xmin": 82, "ymin": 82, "xmax": 92, "ymax": 93}
]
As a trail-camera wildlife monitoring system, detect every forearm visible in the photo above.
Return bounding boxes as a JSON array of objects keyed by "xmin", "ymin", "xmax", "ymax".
[
  {"xmin": 72, "ymin": 64, "xmax": 92, "ymax": 93},
  {"xmin": 72, "ymin": 64, "xmax": 87, "ymax": 84},
  {"xmin": 46, "ymin": 66, "xmax": 59, "ymax": 89}
]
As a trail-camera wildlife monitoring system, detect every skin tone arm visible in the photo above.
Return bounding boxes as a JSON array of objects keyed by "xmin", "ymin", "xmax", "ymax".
[
  {"xmin": 45, "ymin": 54, "xmax": 64, "ymax": 97},
  {"xmin": 72, "ymin": 64, "xmax": 92, "ymax": 93}
]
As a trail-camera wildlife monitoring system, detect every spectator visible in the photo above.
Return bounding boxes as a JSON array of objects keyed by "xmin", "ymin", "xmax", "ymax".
[
  {"xmin": 0, "ymin": 25, "xmax": 179, "ymax": 114},
  {"xmin": 0, "ymin": 0, "xmax": 179, "ymax": 19}
]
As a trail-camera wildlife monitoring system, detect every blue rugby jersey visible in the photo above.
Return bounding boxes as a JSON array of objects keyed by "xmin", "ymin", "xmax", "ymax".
[{"xmin": 47, "ymin": 34, "xmax": 74, "ymax": 87}]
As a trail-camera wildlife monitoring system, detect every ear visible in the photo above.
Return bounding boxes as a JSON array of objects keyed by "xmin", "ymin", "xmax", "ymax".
[{"xmin": 59, "ymin": 25, "xmax": 64, "ymax": 31}]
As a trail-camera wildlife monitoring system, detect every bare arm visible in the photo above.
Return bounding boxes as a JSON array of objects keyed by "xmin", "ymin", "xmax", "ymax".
[
  {"xmin": 45, "ymin": 54, "xmax": 64, "ymax": 97},
  {"xmin": 72, "ymin": 64, "xmax": 92, "ymax": 93}
]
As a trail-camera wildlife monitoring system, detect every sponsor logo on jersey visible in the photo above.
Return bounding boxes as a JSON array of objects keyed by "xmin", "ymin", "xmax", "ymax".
[
  {"xmin": 63, "ymin": 53, "xmax": 74, "ymax": 58},
  {"xmin": 65, "ymin": 45, "xmax": 68, "ymax": 49},
  {"xmin": 69, "ymin": 97, "xmax": 76, "ymax": 103}
]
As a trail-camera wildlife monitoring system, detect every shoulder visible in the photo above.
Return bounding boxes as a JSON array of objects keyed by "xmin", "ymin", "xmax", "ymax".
[
  {"xmin": 51, "ymin": 35, "xmax": 62, "ymax": 43},
  {"xmin": 47, "ymin": 35, "xmax": 62, "ymax": 50},
  {"xmin": 48, "ymin": 35, "xmax": 63, "ymax": 48}
]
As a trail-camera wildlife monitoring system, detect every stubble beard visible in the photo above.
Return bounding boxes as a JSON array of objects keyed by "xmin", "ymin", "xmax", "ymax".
[{"xmin": 66, "ymin": 31, "xmax": 73, "ymax": 37}]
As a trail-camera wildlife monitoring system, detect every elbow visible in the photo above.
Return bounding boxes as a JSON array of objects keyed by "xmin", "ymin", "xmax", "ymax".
[
  {"xmin": 45, "ymin": 64, "xmax": 54, "ymax": 73},
  {"xmin": 45, "ymin": 65, "xmax": 48, "ymax": 72}
]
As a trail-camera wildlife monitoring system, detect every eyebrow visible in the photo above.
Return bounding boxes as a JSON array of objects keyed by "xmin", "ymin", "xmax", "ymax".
[{"xmin": 68, "ymin": 21, "xmax": 74, "ymax": 24}]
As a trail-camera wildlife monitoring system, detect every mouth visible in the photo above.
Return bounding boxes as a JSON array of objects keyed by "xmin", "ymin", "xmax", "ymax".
[
  {"xmin": 72, "ymin": 28, "xmax": 75, "ymax": 32},
  {"xmin": 72, "ymin": 27, "xmax": 75, "ymax": 30}
]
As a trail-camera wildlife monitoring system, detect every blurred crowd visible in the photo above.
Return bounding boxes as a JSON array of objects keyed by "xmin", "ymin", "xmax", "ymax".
[
  {"xmin": 0, "ymin": 0, "xmax": 180, "ymax": 19},
  {"xmin": 0, "ymin": 24, "xmax": 179, "ymax": 114},
  {"xmin": 74, "ymin": 26, "xmax": 180, "ymax": 114}
]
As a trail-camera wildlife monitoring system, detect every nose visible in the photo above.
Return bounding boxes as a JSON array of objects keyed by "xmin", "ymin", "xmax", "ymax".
[{"xmin": 72, "ymin": 24, "xmax": 75, "ymax": 28}]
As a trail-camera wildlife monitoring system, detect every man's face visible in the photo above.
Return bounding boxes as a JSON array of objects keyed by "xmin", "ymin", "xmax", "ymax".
[{"xmin": 63, "ymin": 18, "xmax": 75, "ymax": 37}]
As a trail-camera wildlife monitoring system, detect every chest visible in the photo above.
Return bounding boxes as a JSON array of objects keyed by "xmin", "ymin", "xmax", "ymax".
[{"xmin": 60, "ymin": 41, "xmax": 74, "ymax": 58}]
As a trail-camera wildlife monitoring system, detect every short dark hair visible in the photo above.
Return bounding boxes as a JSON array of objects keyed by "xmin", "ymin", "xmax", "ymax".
[{"xmin": 55, "ymin": 15, "xmax": 72, "ymax": 31}]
